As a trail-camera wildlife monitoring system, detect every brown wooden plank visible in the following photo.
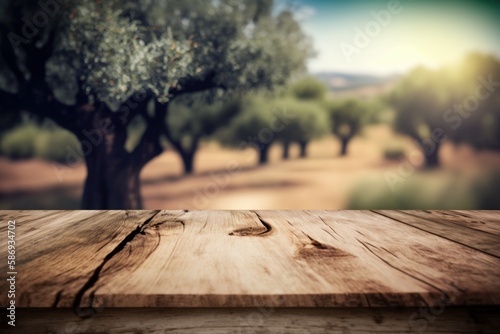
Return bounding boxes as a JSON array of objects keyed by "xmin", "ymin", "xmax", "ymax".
[
  {"xmin": 290, "ymin": 210, "xmax": 500, "ymax": 306},
  {"xmin": 374, "ymin": 210, "xmax": 500, "ymax": 258},
  {"xmin": 403, "ymin": 210, "xmax": 500, "ymax": 236},
  {"xmin": 434, "ymin": 210, "xmax": 500, "ymax": 236},
  {"xmin": 3, "ymin": 210, "xmax": 499, "ymax": 309},
  {"xmin": 0, "ymin": 210, "xmax": 159, "ymax": 307},
  {"xmin": 77, "ymin": 210, "xmax": 500, "ymax": 308},
  {"xmin": 5, "ymin": 307, "xmax": 500, "ymax": 334}
]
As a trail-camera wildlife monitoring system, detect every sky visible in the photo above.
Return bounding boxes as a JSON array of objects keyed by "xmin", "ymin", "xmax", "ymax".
[{"xmin": 275, "ymin": 0, "xmax": 500, "ymax": 75}]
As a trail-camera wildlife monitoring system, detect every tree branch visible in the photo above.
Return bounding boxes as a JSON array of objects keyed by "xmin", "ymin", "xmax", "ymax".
[{"xmin": 130, "ymin": 100, "xmax": 166, "ymax": 168}]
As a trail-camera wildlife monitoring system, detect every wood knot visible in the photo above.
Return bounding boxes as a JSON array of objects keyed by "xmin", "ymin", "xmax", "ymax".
[
  {"xmin": 299, "ymin": 237, "xmax": 352, "ymax": 259},
  {"xmin": 229, "ymin": 222, "xmax": 272, "ymax": 237}
]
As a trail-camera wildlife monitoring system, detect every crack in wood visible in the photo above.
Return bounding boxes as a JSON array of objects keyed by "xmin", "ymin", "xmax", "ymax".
[
  {"xmin": 299, "ymin": 234, "xmax": 352, "ymax": 259},
  {"xmin": 355, "ymin": 237, "xmax": 448, "ymax": 300},
  {"xmin": 372, "ymin": 210, "xmax": 500, "ymax": 258},
  {"xmin": 401, "ymin": 211, "xmax": 493, "ymax": 235},
  {"xmin": 229, "ymin": 211, "xmax": 272, "ymax": 236},
  {"xmin": 70, "ymin": 210, "xmax": 161, "ymax": 314},
  {"xmin": 313, "ymin": 213, "xmax": 345, "ymax": 240}
]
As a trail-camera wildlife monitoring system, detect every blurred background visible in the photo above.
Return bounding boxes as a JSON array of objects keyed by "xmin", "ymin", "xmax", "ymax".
[{"xmin": 0, "ymin": 0, "xmax": 499, "ymax": 210}]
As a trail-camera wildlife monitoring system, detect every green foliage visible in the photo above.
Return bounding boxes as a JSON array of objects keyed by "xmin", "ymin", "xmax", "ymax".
[
  {"xmin": 445, "ymin": 53, "xmax": 500, "ymax": 150},
  {"xmin": 168, "ymin": 90, "xmax": 242, "ymax": 146},
  {"xmin": 389, "ymin": 66, "xmax": 450, "ymax": 141},
  {"xmin": 326, "ymin": 99, "xmax": 368, "ymax": 141},
  {"xmin": 0, "ymin": 124, "xmax": 80, "ymax": 164},
  {"xmin": 125, "ymin": 115, "xmax": 148, "ymax": 153},
  {"xmin": 347, "ymin": 173, "xmax": 475, "ymax": 210},
  {"xmin": 220, "ymin": 95, "xmax": 276, "ymax": 146},
  {"xmin": 0, "ymin": 124, "xmax": 39, "ymax": 160},
  {"xmin": 47, "ymin": 0, "xmax": 313, "ymax": 107},
  {"xmin": 289, "ymin": 77, "xmax": 327, "ymax": 101},
  {"xmin": 274, "ymin": 98, "xmax": 329, "ymax": 143},
  {"xmin": 383, "ymin": 145, "xmax": 406, "ymax": 161},
  {"xmin": 347, "ymin": 171, "xmax": 500, "ymax": 210},
  {"xmin": 364, "ymin": 98, "xmax": 392, "ymax": 125},
  {"xmin": 473, "ymin": 170, "xmax": 500, "ymax": 209},
  {"xmin": 34, "ymin": 129, "xmax": 80, "ymax": 164},
  {"xmin": 52, "ymin": 0, "xmax": 192, "ymax": 107},
  {"xmin": 389, "ymin": 53, "xmax": 500, "ymax": 157}
]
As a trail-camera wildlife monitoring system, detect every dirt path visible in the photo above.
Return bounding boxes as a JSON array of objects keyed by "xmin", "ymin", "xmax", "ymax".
[{"xmin": 1, "ymin": 125, "xmax": 499, "ymax": 210}]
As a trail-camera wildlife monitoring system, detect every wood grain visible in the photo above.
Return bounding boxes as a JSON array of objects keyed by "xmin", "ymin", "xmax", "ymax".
[
  {"xmin": 76, "ymin": 210, "xmax": 500, "ymax": 307},
  {"xmin": 0, "ymin": 210, "xmax": 159, "ymax": 307},
  {"xmin": 374, "ymin": 210, "xmax": 500, "ymax": 257},
  {"xmin": 4, "ymin": 307, "xmax": 500, "ymax": 334},
  {"xmin": 1, "ymin": 210, "xmax": 499, "ymax": 309},
  {"xmin": 416, "ymin": 210, "xmax": 500, "ymax": 236}
]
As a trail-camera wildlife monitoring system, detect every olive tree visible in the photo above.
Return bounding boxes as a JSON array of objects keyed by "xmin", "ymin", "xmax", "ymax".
[
  {"xmin": 389, "ymin": 67, "xmax": 451, "ymax": 167},
  {"xmin": 279, "ymin": 77, "xmax": 328, "ymax": 158},
  {"xmin": 327, "ymin": 99, "xmax": 368, "ymax": 156},
  {"xmin": 288, "ymin": 76, "xmax": 327, "ymax": 101},
  {"xmin": 166, "ymin": 90, "xmax": 242, "ymax": 174},
  {"xmin": 444, "ymin": 53, "xmax": 500, "ymax": 150},
  {"xmin": 0, "ymin": 0, "xmax": 312, "ymax": 209},
  {"xmin": 219, "ymin": 95, "xmax": 282, "ymax": 165},
  {"xmin": 275, "ymin": 98, "xmax": 329, "ymax": 159}
]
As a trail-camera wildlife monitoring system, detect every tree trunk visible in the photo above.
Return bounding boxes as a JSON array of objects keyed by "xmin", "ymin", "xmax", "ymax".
[
  {"xmin": 79, "ymin": 103, "xmax": 163, "ymax": 210},
  {"xmin": 299, "ymin": 141, "xmax": 308, "ymax": 158},
  {"xmin": 282, "ymin": 142, "xmax": 290, "ymax": 160},
  {"xmin": 340, "ymin": 138, "xmax": 350, "ymax": 156},
  {"xmin": 259, "ymin": 145, "xmax": 270, "ymax": 165},
  {"xmin": 81, "ymin": 137, "xmax": 143, "ymax": 210},
  {"xmin": 423, "ymin": 143, "xmax": 440, "ymax": 168},
  {"xmin": 180, "ymin": 150, "xmax": 195, "ymax": 175}
]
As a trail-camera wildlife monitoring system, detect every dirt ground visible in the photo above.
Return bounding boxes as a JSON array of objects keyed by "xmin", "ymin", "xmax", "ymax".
[{"xmin": 1, "ymin": 125, "xmax": 499, "ymax": 210}]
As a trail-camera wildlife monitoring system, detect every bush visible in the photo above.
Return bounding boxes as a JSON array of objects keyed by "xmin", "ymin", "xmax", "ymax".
[
  {"xmin": 34, "ymin": 129, "xmax": 81, "ymax": 164},
  {"xmin": 347, "ymin": 173, "xmax": 477, "ymax": 210},
  {"xmin": 0, "ymin": 124, "xmax": 39, "ymax": 160},
  {"xmin": 274, "ymin": 97, "xmax": 330, "ymax": 144},
  {"xmin": 1, "ymin": 124, "xmax": 81, "ymax": 164},
  {"xmin": 474, "ymin": 170, "xmax": 500, "ymax": 209},
  {"xmin": 289, "ymin": 77, "xmax": 327, "ymax": 101},
  {"xmin": 383, "ymin": 145, "xmax": 406, "ymax": 161}
]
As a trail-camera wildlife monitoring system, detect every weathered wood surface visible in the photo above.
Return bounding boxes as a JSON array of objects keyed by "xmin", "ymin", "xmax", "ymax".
[
  {"xmin": 0, "ymin": 210, "xmax": 159, "ymax": 307},
  {"xmin": 375, "ymin": 210, "xmax": 500, "ymax": 257},
  {"xmin": 1, "ymin": 210, "xmax": 499, "ymax": 308},
  {"xmin": 4, "ymin": 307, "xmax": 500, "ymax": 334}
]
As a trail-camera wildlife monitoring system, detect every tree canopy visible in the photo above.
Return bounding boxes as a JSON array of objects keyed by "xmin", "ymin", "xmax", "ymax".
[
  {"xmin": 0, "ymin": 0, "xmax": 313, "ymax": 209},
  {"xmin": 326, "ymin": 99, "xmax": 369, "ymax": 156},
  {"xmin": 389, "ymin": 53, "xmax": 500, "ymax": 167},
  {"xmin": 166, "ymin": 90, "xmax": 242, "ymax": 173},
  {"xmin": 288, "ymin": 76, "xmax": 327, "ymax": 101},
  {"xmin": 275, "ymin": 98, "xmax": 329, "ymax": 158}
]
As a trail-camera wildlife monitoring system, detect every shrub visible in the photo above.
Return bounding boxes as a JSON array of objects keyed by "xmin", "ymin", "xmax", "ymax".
[
  {"xmin": 474, "ymin": 170, "xmax": 500, "ymax": 209},
  {"xmin": 0, "ymin": 124, "xmax": 82, "ymax": 164},
  {"xmin": 347, "ymin": 173, "xmax": 476, "ymax": 210},
  {"xmin": 383, "ymin": 145, "xmax": 406, "ymax": 161},
  {"xmin": 34, "ymin": 129, "xmax": 81, "ymax": 164},
  {"xmin": 0, "ymin": 124, "xmax": 39, "ymax": 160}
]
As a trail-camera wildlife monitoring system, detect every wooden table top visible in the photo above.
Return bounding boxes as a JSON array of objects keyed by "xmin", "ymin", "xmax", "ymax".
[{"xmin": 1, "ymin": 210, "xmax": 499, "ymax": 308}]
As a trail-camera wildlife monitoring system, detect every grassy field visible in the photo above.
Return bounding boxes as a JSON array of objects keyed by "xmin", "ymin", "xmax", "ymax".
[{"xmin": 1, "ymin": 125, "xmax": 499, "ymax": 210}]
